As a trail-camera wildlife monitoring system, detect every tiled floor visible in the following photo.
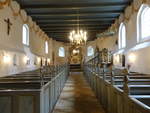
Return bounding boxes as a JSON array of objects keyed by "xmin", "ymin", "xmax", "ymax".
[{"xmin": 52, "ymin": 72, "xmax": 106, "ymax": 113}]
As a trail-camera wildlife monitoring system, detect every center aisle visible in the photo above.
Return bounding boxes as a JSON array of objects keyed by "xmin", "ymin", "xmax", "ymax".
[{"xmin": 52, "ymin": 72, "xmax": 106, "ymax": 113}]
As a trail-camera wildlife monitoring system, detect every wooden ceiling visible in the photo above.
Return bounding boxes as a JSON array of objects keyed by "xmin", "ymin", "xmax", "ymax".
[{"xmin": 16, "ymin": 0, "xmax": 132, "ymax": 42}]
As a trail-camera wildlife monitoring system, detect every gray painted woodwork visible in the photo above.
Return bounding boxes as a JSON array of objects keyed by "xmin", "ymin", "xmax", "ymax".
[
  {"xmin": 0, "ymin": 64, "xmax": 69, "ymax": 113},
  {"xmin": 84, "ymin": 54, "xmax": 150, "ymax": 113}
]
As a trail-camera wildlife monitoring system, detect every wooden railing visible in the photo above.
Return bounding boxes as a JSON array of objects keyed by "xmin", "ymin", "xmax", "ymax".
[
  {"xmin": 0, "ymin": 63, "xmax": 69, "ymax": 113},
  {"xmin": 83, "ymin": 55, "xmax": 150, "ymax": 113},
  {"xmin": 40, "ymin": 64, "xmax": 69, "ymax": 113}
]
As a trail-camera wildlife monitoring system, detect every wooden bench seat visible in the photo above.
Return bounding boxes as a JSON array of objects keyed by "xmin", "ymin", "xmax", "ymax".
[
  {"xmin": 0, "ymin": 64, "xmax": 69, "ymax": 113},
  {"xmin": 84, "ymin": 66, "xmax": 150, "ymax": 113},
  {"xmin": 131, "ymin": 95, "xmax": 150, "ymax": 108},
  {"xmin": 0, "ymin": 76, "xmax": 52, "ymax": 81}
]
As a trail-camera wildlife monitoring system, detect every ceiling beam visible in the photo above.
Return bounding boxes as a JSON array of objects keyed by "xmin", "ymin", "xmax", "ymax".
[
  {"xmin": 48, "ymin": 32, "xmax": 98, "ymax": 35},
  {"xmin": 22, "ymin": 2, "xmax": 129, "ymax": 9},
  {"xmin": 35, "ymin": 18, "xmax": 116, "ymax": 22},
  {"xmin": 42, "ymin": 27, "xmax": 107, "ymax": 30},
  {"xmin": 37, "ymin": 20, "xmax": 114, "ymax": 24},
  {"xmin": 42, "ymin": 29, "xmax": 107, "ymax": 32},
  {"xmin": 42, "ymin": 28, "xmax": 108, "ymax": 31},
  {"xmin": 51, "ymin": 37, "xmax": 93, "ymax": 41},
  {"xmin": 33, "ymin": 16, "xmax": 116, "ymax": 20},
  {"xmin": 32, "ymin": 16, "xmax": 118, "ymax": 20},
  {"xmin": 39, "ymin": 24, "xmax": 110, "ymax": 27},
  {"xmin": 41, "ymin": 28, "xmax": 108, "ymax": 31},
  {"xmin": 51, "ymin": 34, "xmax": 96, "ymax": 37},
  {"xmin": 52, "ymin": 37, "xmax": 69, "ymax": 39},
  {"xmin": 40, "ymin": 24, "xmax": 110, "ymax": 30},
  {"xmin": 30, "ymin": 13, "xmax": 120, "ymax": 17},
  {"xmin": 28, "ymin": 10, "xmax": 122, "ymax": 16},
  {"xmin": 48, "ymin": 33, "xmax": 98, "ymax": 38},
  {"xmin": 43, "ymin": 28, "xmax": 107, "ymax": 32},
  {"xmin": 44, "ymin": 29, "xmax": 106, "ymax": 32},
  {"xmin": 51, "ymin": 37, "xmax": 95, "ymax": 42}
]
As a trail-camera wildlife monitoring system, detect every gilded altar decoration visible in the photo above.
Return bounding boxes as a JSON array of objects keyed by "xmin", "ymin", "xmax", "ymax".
[{"xmin": 69, "ymin": 46, "xmax": 82, "ymax": 64}]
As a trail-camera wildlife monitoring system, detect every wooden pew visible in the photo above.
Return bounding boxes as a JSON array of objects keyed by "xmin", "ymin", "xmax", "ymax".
[
  {"xmin": 83, "ymin": 64, "xmax": 150, "ymax": 113},
  {"xmin": 0, "ymin": 64, "xmax": 69, "ymax": 113}
]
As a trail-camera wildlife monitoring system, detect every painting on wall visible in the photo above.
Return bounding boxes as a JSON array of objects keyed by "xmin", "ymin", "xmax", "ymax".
[
  {"xmin": 13, "ymin": 54, "xmax": 18, "ymax": 66},
  {"xmin": 122, "ymin": 54, "xmax": 126, "ymax": 67},
  {"xmin": 34, "ymin": 57, "xmax": 37, "ymax": 65},
  {"xmin": 119, "ymin": 54, "xmax": 126, "ymax": 67}
]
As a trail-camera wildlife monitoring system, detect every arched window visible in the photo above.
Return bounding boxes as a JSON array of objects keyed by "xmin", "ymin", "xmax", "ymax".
[
  {"xmin": 59, "ymin": 47, "xmax": 65, "ymax": 57},
  {"xmin": 87, "ymin": 46, "xmax": 94, "ymax": 56},
  {"xmin": 118, "ymin": 23, "xmax": 126, "ymax": 49},
  {"xmin": 45, "ymin": 41, "xmax": 48, "ymax": 54},
  {"xmin": 137, "ymin": 4, "xmax": 150, "ymax": 42},
  {"xmin": 22, "ymin": 24, "xmax": 29, "ymax": 46}
]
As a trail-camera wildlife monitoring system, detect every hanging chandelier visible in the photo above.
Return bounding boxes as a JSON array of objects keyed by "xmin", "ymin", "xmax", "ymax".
[{"xmin": 69, "ymin": 11, "xmax": 87, "ymax": 45}]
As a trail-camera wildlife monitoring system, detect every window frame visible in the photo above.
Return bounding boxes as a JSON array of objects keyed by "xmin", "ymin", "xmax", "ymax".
[
  {"xmin": 118, "ymin": 23, "xmax": 126, "ymax": 49},
  {"xmin": 22, "ymin": 24, "xmax": 29, "ymax": 46},
  {"xmin": 87, "ymin": 46, "xmax": 94, "ymax": 56},
  {"xmin": 45, "ymin": 41, "xmax": 48, "ymax": 54},
  {"xmin": 137, "ymin": 4, "xmax": 150, "ymax": 43},
  {"xmin": 58, "ymin": 47, "xmax": 65, "ymax": 57}
]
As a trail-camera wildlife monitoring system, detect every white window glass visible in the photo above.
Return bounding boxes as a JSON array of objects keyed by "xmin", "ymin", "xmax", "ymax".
[
  {"xmin": 87, "ymin": 46, "xmax": 94, "ymax": 56},
  {"xmin": 45, "ymin": 41, "xmax": 48, "ymax": 54},
  {"xmin": 121, "ymin": 25, "xmax": 126, "ymax": 48},
  {"xmin": 22, "ymin": 24, "xmax": 29, "ymax": 45},
  {"xmin": 118, "ymin": 23, "xmax": 126, "ymax": 49},
  {"xmin": 141, "ymin": 7, "xmax": 150, "ymax": 39},
  {"xmin": 59, "ymin": 47, "xmax": 65, "ymax": 57},
  {"xmin": 137, "ymin": 4, "xmax": 150, "ymax": 42}
]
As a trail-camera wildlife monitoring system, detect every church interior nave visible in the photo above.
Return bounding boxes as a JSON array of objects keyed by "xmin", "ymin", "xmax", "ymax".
[{"xmin": 1, "ymin": 0, "xmax": 150, "ymax": 113}]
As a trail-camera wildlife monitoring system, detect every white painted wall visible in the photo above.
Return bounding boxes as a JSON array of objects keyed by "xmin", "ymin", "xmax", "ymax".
[
  {"xmin": 89, "ymin": 3, "xmax": 150, "ymax": 74},
  {"xmin": 0, "ymin": 3, "xmax": 68, "ymax": 76},
  {"xmin": 52, "ymin": 40, "xmax": 69, "ymax": 64},
  {"xmin": 84, "ymin": 41, "xmax": 97, "ymax": 61}
]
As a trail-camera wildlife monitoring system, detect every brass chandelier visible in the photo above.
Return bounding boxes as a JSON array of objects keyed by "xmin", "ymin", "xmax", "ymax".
[{"xmin": 69, "ymin": 11, "xmax": 87, "ymax": 45}]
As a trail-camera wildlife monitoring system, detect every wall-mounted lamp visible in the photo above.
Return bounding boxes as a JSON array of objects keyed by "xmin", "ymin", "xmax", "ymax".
[
  {"xmin": 37, "ymin": 57, "xmax": 41, "ymax": 63},
  {"xmin": 128, "ymin": 53, "xmax": 136, "ymax": 63},
  {"xmin": 114, "ymin": 54, "xmax": 120, "ymax": 63},
  {"xmin": 47, "ymin": 58, "xmax": 50, "ymax": 63},
  {"xmin": 13, "ymin": 54, "xmax": 17, "ymax": 66},
  {"xmin": 24, "ymin": 56, "xmax": 30, "ymax": 65},
  {"xmin": 116, "ymin": 55, "xmax": 120, "ymax": 63},
  {"xmin": 3, "ymin": 55, "xmax": 11, "ymax": 64}
]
